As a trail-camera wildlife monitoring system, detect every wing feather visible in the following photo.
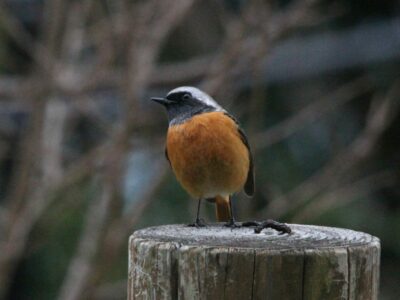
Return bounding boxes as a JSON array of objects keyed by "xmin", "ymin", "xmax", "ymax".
[
  {"xmin": 224, "ymin": 113, "xmax": 255, "ymax": 196},
  {"xmin": 165, "ymin": 147, "xmax": 171, "ymax": 166}
]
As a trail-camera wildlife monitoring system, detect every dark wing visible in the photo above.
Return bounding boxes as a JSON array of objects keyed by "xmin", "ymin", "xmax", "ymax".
[
  {"xmin": 165, "ymin": 147, "xmax": 171, "ymax": 166},
  {"xmin": 224, "ymin": 112, "xmax": 255, "ymax": 196},
  {"xmin": 238, "ymin": 127, "xmax": 255, "ymax": 196}
]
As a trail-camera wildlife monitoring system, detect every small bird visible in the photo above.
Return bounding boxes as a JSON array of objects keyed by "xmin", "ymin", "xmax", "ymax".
[{"xmin": 152, "ymin": 86, "xmax": 254, "ymax": 227}]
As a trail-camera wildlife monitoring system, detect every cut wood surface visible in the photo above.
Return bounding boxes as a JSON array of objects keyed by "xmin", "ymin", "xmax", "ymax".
[{"xmin": 128, "ymin": 224, "xmax": 380, "ymax": 300}]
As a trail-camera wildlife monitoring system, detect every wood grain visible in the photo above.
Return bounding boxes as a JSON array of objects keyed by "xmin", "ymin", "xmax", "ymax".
[{"xmin": 128, "ymin": 224, "xmax": 380, "ymax": 300}]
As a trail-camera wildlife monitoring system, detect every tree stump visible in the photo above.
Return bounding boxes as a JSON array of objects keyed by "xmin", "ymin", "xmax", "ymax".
[{"xmin": 128, "ymin": 224, "xmax": 380, "ymax": 300}]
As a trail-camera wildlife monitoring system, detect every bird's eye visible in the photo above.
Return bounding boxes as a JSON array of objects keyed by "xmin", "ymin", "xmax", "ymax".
[{"xmin": 182, "ymin": 93, "xmax": 191, "ymax": 101}]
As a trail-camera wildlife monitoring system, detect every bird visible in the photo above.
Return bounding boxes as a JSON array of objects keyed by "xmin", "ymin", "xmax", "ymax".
[{"xmin": 151, "ymin": 86, "xmax": 254, "ymax": 227}]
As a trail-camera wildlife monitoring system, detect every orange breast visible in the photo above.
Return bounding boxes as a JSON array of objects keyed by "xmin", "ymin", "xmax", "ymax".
[{"xmin": 166, "ymin": 111, "xmax": 250, "ymax": 199}]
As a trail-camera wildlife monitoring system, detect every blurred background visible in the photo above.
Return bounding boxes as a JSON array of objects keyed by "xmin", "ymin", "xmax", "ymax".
[{"xmin": 0, "ymin": 0, "xmax": 399, "ymax": 299}]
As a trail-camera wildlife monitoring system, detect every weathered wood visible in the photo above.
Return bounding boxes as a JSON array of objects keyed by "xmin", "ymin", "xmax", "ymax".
[
  {"xmin": 253, "ymin": 249, "xmax": 304, "ymax": 300},
  {"xmin": 128, "ymin": 224, "xmax": 380, "ymax": 300},
  {"xmin": 303, "ymin": 248, "xmax": 348, "ymax": 299}
]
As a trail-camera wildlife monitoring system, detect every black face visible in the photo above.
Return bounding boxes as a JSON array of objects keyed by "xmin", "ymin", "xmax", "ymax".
[
  {"xmin": 166, "ymin": 91, "xmax": 193, "ymax": 103},
  {"xmin": 151, "ymin": 91, "xmax": 215, "ymax": 125}
]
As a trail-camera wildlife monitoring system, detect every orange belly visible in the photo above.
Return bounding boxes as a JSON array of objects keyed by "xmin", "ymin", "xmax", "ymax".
[{"xmin": 166, "ymin": 112, "xmax": 250, "ymax": 199}]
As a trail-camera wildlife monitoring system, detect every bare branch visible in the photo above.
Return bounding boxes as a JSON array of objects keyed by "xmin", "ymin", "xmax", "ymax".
[
  {"xmin": 264, "ymin": 81, "xmax": 400, "ymax": 219},
  {"xmin": 253, "ymin": 76, "xmax": 372, "ymax": 150},
  {"xmin": 42, "ymin": 99, "xmax": 69, "ymax": 186},
  {"xmin": 0, "ymin": 3, "xmax": 58, "ymax": 75},
  {"xmin": 57, "ymin": 181, "xmax": 112, "ymax": 300},
  {"xmin": 292, "ymin": 171, "xmax": 397, "ymax": 222}
]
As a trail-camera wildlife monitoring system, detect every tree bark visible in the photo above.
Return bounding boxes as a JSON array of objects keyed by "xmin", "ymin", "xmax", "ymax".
[{"xmin": 128, "ymin": 224, "xmax": 380, "ymax": 300}]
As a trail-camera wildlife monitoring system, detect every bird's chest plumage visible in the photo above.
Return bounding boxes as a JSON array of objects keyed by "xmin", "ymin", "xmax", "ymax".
[{"xmin": 166, "ymin": 112, "xmax": 249, "ymax": 198}]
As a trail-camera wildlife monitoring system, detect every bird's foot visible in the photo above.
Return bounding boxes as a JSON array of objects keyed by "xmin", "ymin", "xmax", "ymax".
[
  {"xmin": 224, "ymin": 219, "xmax": 241, "ymax": 228},
  {"xmin": 188, "ymin": 218, "xmax": 207, "ymax": 228},
  {"xmin": 242, "ymin": 219, "xmax": 291, "ymax": 234},
  {"xmin": 242, "ymin": 221, "xmax": 260, "ymax": 227}
]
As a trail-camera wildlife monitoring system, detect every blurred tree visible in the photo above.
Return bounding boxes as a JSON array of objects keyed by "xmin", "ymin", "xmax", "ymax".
[{"xmin": 0, "ymin": 0, "xmax": 398, "ymax": 299}]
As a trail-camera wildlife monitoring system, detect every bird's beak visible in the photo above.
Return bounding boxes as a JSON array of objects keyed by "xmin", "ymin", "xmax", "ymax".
[{"xmin": 151, "ymin": 97, "xmax": 170, "ymax": 105}]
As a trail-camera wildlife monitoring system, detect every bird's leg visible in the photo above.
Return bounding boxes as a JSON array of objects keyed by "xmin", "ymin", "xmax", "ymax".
[
  {"xmin": 224, "ymin": 196, "xmax": 240, "ymax": 228},
  {"xmin": 242, "ymin": 219, "xmax": 291, "ymax": 234},
  {"xmin": 188, "ymin": 199, "xmax": 206, "ymax": 227}
]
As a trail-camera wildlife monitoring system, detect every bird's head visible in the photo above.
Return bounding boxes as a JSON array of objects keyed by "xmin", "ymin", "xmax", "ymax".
[{"xmin": 151, "ymin": 86, "xmax": 224, "ymax": 125}]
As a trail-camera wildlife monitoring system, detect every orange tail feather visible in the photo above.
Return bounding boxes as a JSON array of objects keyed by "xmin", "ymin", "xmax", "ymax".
[{"xmin": 215, "ymin": 195, "xmax": 231, "ymax": 222}]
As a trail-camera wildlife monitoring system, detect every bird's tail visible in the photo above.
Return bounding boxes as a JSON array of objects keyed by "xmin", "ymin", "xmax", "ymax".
[{"xmin": 214, "ymin": 195, "xmax": 231, "ymax": 222}]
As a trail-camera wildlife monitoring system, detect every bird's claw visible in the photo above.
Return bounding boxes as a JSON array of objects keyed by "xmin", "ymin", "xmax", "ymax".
[
  {"xmin": 224, "ymin": 219, "xmax": 241, "ymax": 228},
  {"xmin": 242, "ymin": 219, "xmax": 291, "ymax": 234},
  {"xmin": 188, "ymin": 218, "xmax": 207, "ymax": 228}
]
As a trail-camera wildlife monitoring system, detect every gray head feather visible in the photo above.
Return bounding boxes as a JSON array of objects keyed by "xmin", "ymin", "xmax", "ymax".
[
  {"xmin": 155, "ymin": 86, "xmax": 225, "ymax": 125},
  {"xmin": 167, "ymin": 86, "xmax": 224, "ymax": 111}
]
